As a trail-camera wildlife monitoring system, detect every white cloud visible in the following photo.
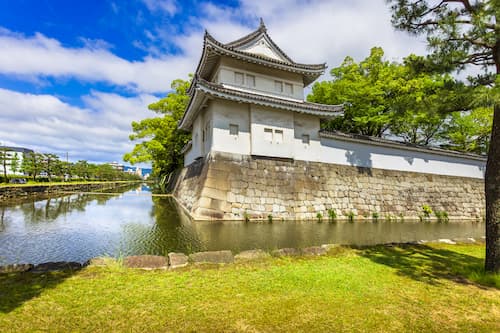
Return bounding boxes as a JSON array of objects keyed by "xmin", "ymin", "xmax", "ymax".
[
  {"xmin": 0, "ymin": 29, "xmax": 196, "ymax": 93},
  {"xmin": 142, "ymin": 0, "xmax": 177, "ymax": 16},
  {"xmin": 0, "ymin": 88, "xmax": 157, "ymax": 164}
]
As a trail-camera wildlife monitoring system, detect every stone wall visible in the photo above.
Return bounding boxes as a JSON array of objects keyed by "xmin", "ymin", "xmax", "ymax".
[
  {"xmin": 174, "ymin": 152, "xmax": 485, "ymax": 221},
  {"xmin": 0, "ymin": 181, "xmax": 140, "ymax": 202}
]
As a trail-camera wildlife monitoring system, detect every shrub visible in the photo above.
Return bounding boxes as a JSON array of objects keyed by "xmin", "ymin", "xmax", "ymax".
[
  {"xmin": 372, "ymin": 212, "xmax": 379, "ymax": 222},
  {"xmin": 435, "ymin": 210, "xmax": 449, "ymax": 223},
  {"xmin": 346, "ymin": 211, "xmax": 355, "ymax": 222},
  {"xmin": 316, "ymin": 212, "xmax": 323, "ymax": 223},
  {"xmin": 327, "ymin": 208, "xmax": 337, "ymax": 221},
  {"xmin": 243, "ymin": 210, "xmax": 250, "ymax": 223},
  {"xmin": 267, "ymin": 214, "xmax": 273, "ymax": 223},
  {"xmin": 422, "ymin": 205, "xmax": 433, "ymax": 218}
]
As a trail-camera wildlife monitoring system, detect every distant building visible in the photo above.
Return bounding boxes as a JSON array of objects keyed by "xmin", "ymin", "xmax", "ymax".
[
  {"xmin": 109, "ymin": 162, "xmax": 124, "ymax": 171},
  {"xmin": 0, "ymin": 146, "xmax": 34, "ymax": 175}
]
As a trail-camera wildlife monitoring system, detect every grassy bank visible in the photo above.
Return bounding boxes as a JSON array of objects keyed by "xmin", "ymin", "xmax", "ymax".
[
  {"xmin": 1, "ymin": 244, "xmax": 498, "ymax": 332},
  {"xmin": 0, "ymin": 180, "xmax": 142, "ymax": 187}
]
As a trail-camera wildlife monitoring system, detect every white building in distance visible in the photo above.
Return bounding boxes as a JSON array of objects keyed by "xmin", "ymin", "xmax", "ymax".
[{"xmin": 0, "ymin": 146, "xmax": 34, "ymax": 175}]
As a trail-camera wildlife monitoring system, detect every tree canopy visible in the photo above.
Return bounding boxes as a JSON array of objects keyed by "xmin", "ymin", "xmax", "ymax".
[
  {"xmin": 308, "ymin": 47, "xmax": 489, "ymax": 150},
  {"xmin": 387, "ymin": 0, "xmax": 499, "ymax": 272},
  {"xmin": 124, "ymin": 77, "xmax": 191, "ymax": 177}
]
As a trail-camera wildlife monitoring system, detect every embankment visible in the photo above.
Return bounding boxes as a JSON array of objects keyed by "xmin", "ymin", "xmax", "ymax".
[{"xmin": 0, "ymin": 181, "xmax": 140, "ymax": 201}]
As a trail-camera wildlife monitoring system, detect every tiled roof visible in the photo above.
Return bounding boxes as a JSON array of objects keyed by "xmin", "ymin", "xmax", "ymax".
[
  {"xmin": 179, "ymin": 78, "xmax": 343, "ymax": 130},
  {"xmin": 188, "ymin": 20, "xmax": 327, "ymax": 94}
]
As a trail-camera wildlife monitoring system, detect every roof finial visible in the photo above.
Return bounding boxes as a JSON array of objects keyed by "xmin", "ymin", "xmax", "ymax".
[{"xmin": 259, "ymin": 17, "xmax": 266, "ymax": 31}]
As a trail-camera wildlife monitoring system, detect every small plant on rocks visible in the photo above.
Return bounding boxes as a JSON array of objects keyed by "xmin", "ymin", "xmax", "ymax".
[
  {"xmin": 267, "ymin": 214, "xmax": 273, "ymax": 223},
  {"xmin": 372, "ymin": 212, "xmax": 379, "ymax": 222},
  {"xmin": 422, "ymin": 205, "xmax": 433, "ymax": 219},
  {"xmin": 346, "ymin": 211, "xmax": 355, "ymax": 222},
  {"xmin": 316, "ymin": 212, "xmax": 323, "ymax": 223},
  {"xmin": 328, "ymin": 208, "xmax": 337, "ymax": 222}
]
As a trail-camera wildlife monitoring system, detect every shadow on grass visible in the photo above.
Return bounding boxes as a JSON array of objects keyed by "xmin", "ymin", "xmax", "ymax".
[
  {"xmin": 359, "ymin": 244, "xmax": 499, "ymax": 289},
  {"xmin": 0, "ymin": 269, "xmax": 80, "ymax": 313}
]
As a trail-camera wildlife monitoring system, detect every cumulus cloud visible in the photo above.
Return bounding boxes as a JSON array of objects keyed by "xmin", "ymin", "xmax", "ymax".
[
  {"xmin": 0, "ymin": 88, "xmax": 157, "ymax": 163},
  {"xmin": 0, "ymin": 29, "xmax": 196, "ymax": 93}
]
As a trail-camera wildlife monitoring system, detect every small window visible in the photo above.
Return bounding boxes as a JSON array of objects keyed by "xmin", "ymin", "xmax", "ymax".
[
  {"xmin": 274, "ymin": 80, "xmax": 283, "ymax": 93},
  {"xmin": 264, "ymin": 128, "xmax": 273, "ymax": 143},
  {"xmin": 229, "ymin": 124, "xmax": 239, "ymax": 136},
  {"xmin": 235, "ymin": 72, "xmax": 244, "ymax": 85},
  {"xmin": 285, "ymin": 83, "xmax": 293, "ymax": 95},
  {"xmin": 246, "ymin": 74, "xmax": 255, "ymax": 87},
  {"xmin": 302, "ymin": 134, "xmax": 310, "ymax": 145},
  {"xmin": 274, "ymin": 129, "xmax": 283, "ymax": 144}
]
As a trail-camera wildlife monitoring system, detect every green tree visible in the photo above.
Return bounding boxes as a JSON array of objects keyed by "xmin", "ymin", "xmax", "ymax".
[
  {"xmin": 308, "ymin": 47, "xmax": 467, "ymax": 144},
  {"xmin": 73, "ymin": 160, "xmax": 90, "ymax": 179},
  {"xmin": 387, "ymin": 0, "xmax": 499, "ymax": 272},
  {"xmin": 124, "ymin": 78, "xmax": 190, "ymax": 177},
  {"xmin": 43, "ymin": 153, "xmax": 60, "ymax": 182},
  {"xmin": 21, "ymin": 152, "xmax": 44, "ymax": 181},
  {"xmin": 441, "ymin": 107, "xmax": 493, "ymax": 154},
  {"xmin": 0, "ymin": 147, "xmax": 7, "ymax": 182},
  {"xmin": 10, "ymin": 153, "xmax": 19, "ymax": 175}
]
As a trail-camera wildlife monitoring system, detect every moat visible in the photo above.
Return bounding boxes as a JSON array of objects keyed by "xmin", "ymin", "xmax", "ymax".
[{"xmin": 0, "ymin": 185, "xmax": 484, "ymax": 265}]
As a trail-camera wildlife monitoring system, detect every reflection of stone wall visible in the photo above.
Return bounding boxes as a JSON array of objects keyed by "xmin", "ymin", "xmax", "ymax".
[{"xmin": 174, "ymin": 152, "xmax": 485, "ymax": 221}]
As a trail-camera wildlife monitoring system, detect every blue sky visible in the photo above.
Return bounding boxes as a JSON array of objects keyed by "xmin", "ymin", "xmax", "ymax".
[{"xmin": 0, "ymin": 0, "xmax": 426, "ymax": 165}]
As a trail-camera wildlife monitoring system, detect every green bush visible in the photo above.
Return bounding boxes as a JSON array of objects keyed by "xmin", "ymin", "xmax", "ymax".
[
  {"xmin": 372, "ymin": 212, "xmax": 379, "ymax": 222},
  {"xmin": 316, "ymin": 212, "xmax": 323, "ymax": 223},
  {"xmin": 327, "ymin": 208, "xmax": 337, "ymax": 221}
]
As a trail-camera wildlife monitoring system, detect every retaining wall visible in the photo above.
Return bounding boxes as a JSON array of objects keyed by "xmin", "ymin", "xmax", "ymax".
[
  {"xmin": 174, "ymin": 152, "xmax": 485, "ymax": 221},
  {"xmin": 0, "ymin": 181, "xmax": 140, "ymax": 201}
]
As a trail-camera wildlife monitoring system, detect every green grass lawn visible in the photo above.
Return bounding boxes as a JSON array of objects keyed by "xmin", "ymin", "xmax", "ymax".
[{"xmin": 0, "ymin": 244, "xmax": 498, "ymax": 332}]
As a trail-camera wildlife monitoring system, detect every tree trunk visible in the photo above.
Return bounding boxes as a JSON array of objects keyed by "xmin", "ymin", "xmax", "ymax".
[{"xmin": 485, "ymin": 103, "xmax": 500, "ymax": 272}]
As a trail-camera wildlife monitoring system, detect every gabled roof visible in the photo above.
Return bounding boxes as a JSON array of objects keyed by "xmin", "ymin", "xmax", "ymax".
[
  {"xmin": 224, "ymin": 18, "xmax": 294, "ymax": 63},
  {"xmin": 179, "ymin": 77, "xmax": 343, "ymax": 130},
  {"xmin": 188, "ymin": 19, "xmax": 326, "ymax": 93}
]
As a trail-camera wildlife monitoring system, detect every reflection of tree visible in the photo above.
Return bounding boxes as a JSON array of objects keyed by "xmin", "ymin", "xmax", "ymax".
[
  {"xmin": 15, "ymin": 191, "xmax": 124, "ymax": 224},
  {"xmin": 0, "ymin": 206, "xmax": 5, "ymax": 232},
  {"xmin": 118, "ymin": 197, "xmax": 204, "ymax": 256}
]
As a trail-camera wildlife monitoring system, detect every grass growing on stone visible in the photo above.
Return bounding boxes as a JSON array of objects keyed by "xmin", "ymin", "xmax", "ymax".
[{"xmin": 1, "ymin": 244, "xmax": 499, "ymax": 332}]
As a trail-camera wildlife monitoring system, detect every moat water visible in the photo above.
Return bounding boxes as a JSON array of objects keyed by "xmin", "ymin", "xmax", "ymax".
[{"xmin": 0, "ymin": 184, "xmax": 485, "ymax": 265}]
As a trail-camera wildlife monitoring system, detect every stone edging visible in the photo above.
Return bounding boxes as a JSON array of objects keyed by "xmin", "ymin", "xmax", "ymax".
[{"xmin": 0, "ymin": 237, "xmax": 485, "ymax": 274}]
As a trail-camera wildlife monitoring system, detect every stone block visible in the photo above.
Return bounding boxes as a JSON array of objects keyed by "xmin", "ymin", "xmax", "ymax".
[
  {"xmin": 189, "ymin": 250, "xmax": 234, "ymax": 264},
  {"xmin": 32, "ymin": 261, "xmax": 82, "ymax": 273},
  {"xmin": 85, "ymin": 257, "xmax": 116, "ymax": 267},
  {"xmin": 0, "ymin": 263, "xmax": 33, "ymax": 274},
  {"xmin": 321, "ymin": 244, "xmax": 340, "ymax": 251},
  {"xmin": 123, "ymin": 255, "xmax": 168, "ymax": 269},
  {"xmin": 234, "ymin": 249, "xmax": 271, "ymax": 262},
  {"xmin": 168, "ymin": 252, "xmax": 189, "ymax": 269},
  {"xmin": 272, "ymin": 248, "xmax": 301, "ymax": 257},
  {"xmin": 301, "ymin": 246, "xmax": 327, "ymax": 256}
]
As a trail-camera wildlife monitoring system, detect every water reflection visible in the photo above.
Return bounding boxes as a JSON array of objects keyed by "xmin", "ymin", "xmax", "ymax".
[{"xmin": 0, "ymin": 185, "xmax": 485, "ymax": 265}]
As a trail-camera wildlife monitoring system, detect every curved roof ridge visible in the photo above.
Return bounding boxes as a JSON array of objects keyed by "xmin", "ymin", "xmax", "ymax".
[
  {"xmin": 222, "ymin": 19, "xmax": 294, "ymax": 64},
  {"xmin": 204, "ymin": 32, "xmax": 326, "ymax": 70}
]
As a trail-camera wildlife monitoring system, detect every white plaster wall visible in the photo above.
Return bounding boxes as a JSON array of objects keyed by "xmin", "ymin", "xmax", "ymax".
[
  {"xmin": 319, "ymin": 137, "xmax": 485, "ymax": 179},
  {"xmin": 293, "ymin": 113, "xmax": 321, "ymax": 162},
  {"xmin": 211, "ymin": 100, "xmax": 251, "ymax": 155},
  {"xmin": 184, "ymin": 106, "xmax": 216, "ymax": 166},
  {"xmin": 250, "ymin": 105, "xmax": 294, "ymax": 158},
  {"xmin": 216, "ymin": 58, "xmax": 304, "ymax": 100}
]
